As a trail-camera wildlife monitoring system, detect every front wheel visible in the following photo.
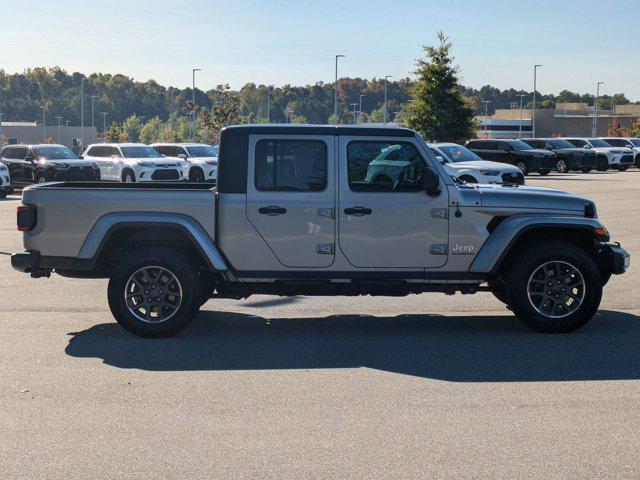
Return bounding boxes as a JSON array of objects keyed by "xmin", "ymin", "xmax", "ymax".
[
  {"xmin": 580, "ymin": 168, "xmax": 592, "ymax": 173},
  {"xmin": 107, "ymin": 247, "xmax": 202, "ymax": 337},
  {"xmin": 0, "ymin": 192, "xmax": 7, "ymax": 199},
  {"xmin": 556, "ymin": 160, "xmax": 568, "ymax": 173},
  {"xmin": 122, "ymin": 170, "xmax": 136, "ymax": 183},
  {"xmin": 36, "ymin": 172, "xmax": 49, "ymax": 183},
  {"xmin": 516, "ymin": 161, "xmax": 528, "ymax": 175},
  {"xmin": 596, "ymin": 157, "xmax": 609, "ymax": 171},
  {"xmin": 539, "ymin": 169, "xmax": 550, "ymax": 176},
  {"xmin": 505, "ymin": 241, "xmax": 602, "ymax": 333}
]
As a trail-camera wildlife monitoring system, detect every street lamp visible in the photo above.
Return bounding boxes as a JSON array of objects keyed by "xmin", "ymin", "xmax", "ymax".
[
  {"xmin": 192, "ymin": 68, "xmax": 202, "ymax": 140},
  {"xmin": 359, "ymin": 94, "xmax": 366, "ymax": 123},
  {"xmin": 80, "ymin": 77, "xmax": 85, "ymax": 150},
  {"xmin": 383, "ymin": 75, "xmax": 392, "ymax": 124},
  {"xmin": 267, "ymin": 85, "xmax": 274, "ymax": 123},
  {"xmin": 65, "ymin": 120, "xmax": 70, "ymax": 127},
  {"xmin": 350, "ymin": 103, "xmax": 358, "ymax": 124},
  {"xmin": 140, "ymin": 116, "xmax": 145, "ymax": 126},
  {"xmin": 483, "ymin": 101, "xmax": 491, "ymax": 136},
  {"xmin": 592, "ymin": 81, "xmax": 604, "ymax": 137},
  {"xmin": 40, "ymin": 96, "xmax": 46, "ymax": 142},
  {"xmin": 56, "ymin": 116, "xmax": 62, "ymax": 144},
  {"xmin": 101, "ymin": 113, "xmax": 108, "ymax": 137},
  {"xmin": 334, "ymin": 54, "xmax": 346, "ymax": 123},
  {"xmin": 516, "ymin": 94, "xmax": 527, "ymax": 138},
  {"xmin": 91, "ymin": 95, "xmax": 98, "ymax": 143},
  {"xmin": 532, "ymin": 65, "xmax": 542, "ymax": 137}
]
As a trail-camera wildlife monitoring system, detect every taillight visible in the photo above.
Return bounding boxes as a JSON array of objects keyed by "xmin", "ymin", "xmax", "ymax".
[{"xmin": 17, "ymin": 204, "xmax": 37, "ymax": 232}]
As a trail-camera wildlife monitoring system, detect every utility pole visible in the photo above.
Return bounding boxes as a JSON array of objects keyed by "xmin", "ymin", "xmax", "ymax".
[
  {"xmin": 41, "ymin": 96, "xmax": 46, "ymax": 142},
  {"xmin": 334, "ymin": 54, "xmax": 346, "ymax": 123},
  {"xmin": 483, "ymin": 101, "xmax": 491, "ymax": 136},
  {"xmin": 592, "ymin": 81, "xmax": 604, "ymax": 137},
  {"xmin": 80, "ymin": 77, "xmax": 85, "ymax": 150},
  {"xmin": 359, "ymin": 94, "xmax": 366, "ymax": 123},
  {"xmin": 192, "ymin": 68, "xmax": 201, "ymax": 140},
  {"xmin": 350, "ymin": 103, "xmax": 358, "ymax": 124},
  {"xmin": 101, "ymin": 113, "xmax": 108, "ymax": 138},
  {"xmin": 532, "ymin": 65, "xmax": 542, "ymax": 137},
  {"xmin": 383, "ymin": 75, "xmax": 392, "ymax": 124},
  {"xmin": 516, "ymin": 94, "xmax": 526, "ymax": 138},
  {"xmin": 56, "ymin": 116, "xmax": 62, "ymax": 144},
  {"xmin": 91, "ymin": 95, "xmax": 98, "ymax": 143}
]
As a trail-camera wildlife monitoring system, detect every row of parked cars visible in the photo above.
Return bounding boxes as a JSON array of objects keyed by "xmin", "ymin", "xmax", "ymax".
[{"xmin": 0, "ymin": 142, "xmax": 219, "ymax": 194}]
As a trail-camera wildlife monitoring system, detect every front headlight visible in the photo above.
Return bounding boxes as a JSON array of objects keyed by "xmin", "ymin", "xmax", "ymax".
[
  {"xmin": 137, "ymin": 161, "xmax": 154, "ymax": 167},
  {"xmin": 91, "ymin": 162, "xmax": 99, "ymax": 169},
  {"xmin": 205, "ymin": 160, "xmax": 217, "ymax": 166},
  {"xmin": 0, "ymin": 164, "xmax": 6, "ymax": 171},
  {"xmin": 479, "ymin": 170, "xmax": 500, "ymax": 176}
]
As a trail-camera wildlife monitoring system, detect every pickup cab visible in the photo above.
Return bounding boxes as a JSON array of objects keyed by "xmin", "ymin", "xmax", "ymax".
[{"xmin": 12, "ymin": 125, "xmax": 630, "ymax": 337}]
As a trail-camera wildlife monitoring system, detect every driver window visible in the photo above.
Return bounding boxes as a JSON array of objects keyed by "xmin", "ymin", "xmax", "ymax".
[{"xmin": 347, "ymin": 141, "xmax": 426, "ymax": 192}]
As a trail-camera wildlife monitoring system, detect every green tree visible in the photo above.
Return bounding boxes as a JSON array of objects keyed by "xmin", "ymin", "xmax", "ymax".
[
  {"xmin": 403, "ymin": 32, "xmax": 476, "ymax": 142},
  {"xmin": 105, "ymin": 122, "xmax": 126, "ymax": 142},
  {"xmin": 139, "ymin": 116, "xmax": 162, "ymax": 143},
  {"xmin": 198, "ymin": 84, "xmax": 245, "ymax": 143},
  {"xmin": 122, "ymin": 114, "xmax": 143, "ymax": 142}
]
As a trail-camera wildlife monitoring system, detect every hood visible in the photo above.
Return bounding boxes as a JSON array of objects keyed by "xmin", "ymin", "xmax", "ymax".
[
  {"xmin": 42, "ymin": 159, "xmax": 98, "ymax": 168},
  {"xmin": 553, "ymin": 147, "xmax": 594, "ymax": 156},
  {"xmin": 127, "ymin": 158, "xmax": 179, "ymax": 167},
  {"xmin": 447, "ymin": 160, "xmax": 520, "ymax": 172},
  {"xmin": 515, "ymin": 149, "xmax": 555, "ymax": 157},
  {"xmin": 477, "ymin": 184, "xmax": 592, "ymax": 212},
  {"xmin": 592, "ymin": 147, "xmax": 632, "ymax": 154}
]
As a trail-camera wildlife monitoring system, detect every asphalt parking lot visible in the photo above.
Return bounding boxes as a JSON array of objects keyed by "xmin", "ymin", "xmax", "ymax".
[{"xmin": 1, "ymin": 172, "xmax": 639, "ymax": 479}]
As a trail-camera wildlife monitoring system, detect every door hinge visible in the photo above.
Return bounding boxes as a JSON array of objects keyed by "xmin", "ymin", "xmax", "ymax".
[
  {"xmin": 431, "ymin": 208, "xmax": 448, "ymax": 219},
  {"xmin": 430, "ymin": 244, "xmax": 448, "ymax": 255},
  {"xmin": 316, "ymin": 243, "xmax": 335, "ymax": 255},
  {"xmin": 317, "ymin": 207, "xmax": 335, "ymax": 219}
]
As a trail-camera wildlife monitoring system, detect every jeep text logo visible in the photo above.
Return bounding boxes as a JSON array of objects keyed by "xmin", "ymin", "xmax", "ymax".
[{"xmin": 451, "ymin": 244, "xmax": 475, "ymax": 255}]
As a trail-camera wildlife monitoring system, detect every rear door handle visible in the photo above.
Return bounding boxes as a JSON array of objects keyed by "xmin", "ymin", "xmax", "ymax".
[
  {"xmin": 259, "ymin": 205, "xmax": 287, "ymax": 216},
  {"xmin": 344, "ymin": 206, "xmax": 372, "ymax": 216}
]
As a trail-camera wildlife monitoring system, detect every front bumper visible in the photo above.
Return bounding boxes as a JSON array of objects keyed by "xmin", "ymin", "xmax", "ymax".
[
  {"xmin": 600, "ymin": 243, "xmax": 630, "ymax": 275},
  {"xmin": 137, "ymin": 167, "xmax": 183, "ymax": 182}
]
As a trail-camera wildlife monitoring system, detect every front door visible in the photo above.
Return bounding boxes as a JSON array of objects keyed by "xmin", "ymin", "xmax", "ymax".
[
  {"xmin": 337, "ymin": 137, "xmax": 449, "ymax": 269},
  {"xmin": 246, "ymin": 134, "xmax": 335, "ymax": 268}
]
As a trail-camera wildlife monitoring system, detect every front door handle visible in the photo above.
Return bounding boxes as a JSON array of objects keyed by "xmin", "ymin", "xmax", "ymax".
[
  {"xmin": 344, "ymin": 206, "xmax": 372, "ymax": 216},
  {"xmin": 259, "ymin": 205, "xmax": 287, "ymax": 216}
]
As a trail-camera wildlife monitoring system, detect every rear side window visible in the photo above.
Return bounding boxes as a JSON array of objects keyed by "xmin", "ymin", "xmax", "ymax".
[
  {"xmin": 606, "ymin": 139, "xmax": 624, "ymax": 147},
  {"xmin": 347, "ymin": 141, "xmax": 426, "ymax": 192},
  {"xmin": 255, "ymin": 140, "xmax": 327, "ymax": 191},
  {"xmin": 567, "ymin": 139, "xmax": 586, "ymax": 147}
]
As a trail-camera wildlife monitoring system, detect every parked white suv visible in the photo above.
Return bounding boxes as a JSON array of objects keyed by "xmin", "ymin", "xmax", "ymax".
[
  {"xmin": 0, "ymin": 161, "xmax": 12, "ymax": 198},
  {"xmin": 82, "ymin": 143, "xmax": 183, "ymax": 182},
  {"xmin": 564, "ymin": 138, "xmax": 635, "ymax": 171},
  {"xmin": 150, "ymin": 143, "xmax": 217, "ymax": 182},
  {"xmin": 429, "ymin": 142, "xmax": 525, "ymax": 185},
  {"xmin": 601, "ymin": 137, "xmax": 640, "ymax": 168}
]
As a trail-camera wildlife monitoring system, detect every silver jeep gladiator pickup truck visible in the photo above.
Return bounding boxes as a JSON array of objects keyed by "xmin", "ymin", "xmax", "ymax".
[{"xmin": 12, "ymin": 125, "xmax": 630, "ymax": 337}]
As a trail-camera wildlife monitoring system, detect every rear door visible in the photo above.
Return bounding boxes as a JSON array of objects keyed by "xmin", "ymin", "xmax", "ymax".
[
  {"xmin": 337, "ymin": 136, "xmax": 449, "ymax": 269},
  {"xmin": 6, "ymin": 148, "xmax": 28, "ymax": 182},
  {"xmin": 246, "ymin": 134, "xmax": 335, "ymax": 268}
]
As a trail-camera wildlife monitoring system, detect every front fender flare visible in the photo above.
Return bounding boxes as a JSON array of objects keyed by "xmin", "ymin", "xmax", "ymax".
[
  {"xmin": 469, "ymin": 215, "xmax": 607, "ymax": 274},
  {"xmin": 78, "ymin": 212, "xmax": 228, "ymax": 271}
]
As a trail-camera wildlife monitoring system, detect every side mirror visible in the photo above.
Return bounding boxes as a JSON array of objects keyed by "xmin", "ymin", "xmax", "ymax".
[
  {"xmin": 26, "ymin": 153, "xmax": 35, "ymax": 162},
  {"xmin": 421, "ymin": 167, "xmax": 441, "ymax": 196},
  {"xmin": 161, "ymin": 154, "xmax": 166, "ymax": 158},
  {"xmin": 435, "ymin": 155, "xmax": 445, "ymax": 164},
  {"xmin": 78, "ymin": 155, "xmax": 84, "ymax": 159},
  {"xmin": 178, "ymin": 154, "xmax": 188, "ymax": 160}
]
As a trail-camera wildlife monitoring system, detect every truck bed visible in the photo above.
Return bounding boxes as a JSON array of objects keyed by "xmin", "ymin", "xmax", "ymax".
[{"xmin": 21, "ymin": 182, "xmax": 217, "ymax": 259}]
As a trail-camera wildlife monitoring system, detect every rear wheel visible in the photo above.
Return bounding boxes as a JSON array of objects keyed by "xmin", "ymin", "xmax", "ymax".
[
  {"xmin": 556, "ymin": 160, "xmax": 568, "ymax": 173},
  {"xmin": 596, "ymin": 156, "xmax": 609, "ymax": 171},
  {"xmin": 189, "ymin": 168, "xmax": 205, "ymax": 183},
  {"xmin": 505, "ymin": 241, "xmax": 602, "ymax": 333},
  {"xmin": 516, "ymin": 161, "xmax": 528, "ymax": 175},
  {"xmin": 36, "ymin": 172, "xmax": 49, "ymax": 183},
  {"xmin": 107, "ymin": 247, "xmax": 202, "ymax": 337},
  {"xmin": 122, "ymin": 170, "xmax": 136, "ymax": 183}
]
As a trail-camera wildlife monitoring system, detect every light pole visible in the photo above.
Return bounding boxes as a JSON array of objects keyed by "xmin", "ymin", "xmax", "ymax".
[
  {"xmin": 359, "ymin": 94, "xmax": 366, "ymax": 123},
  {"xmin": 101, "ymin": 113, "xmax": 107, "ymax": 137},
  {"xmin": 192, "ymin": 68, "xmax": 201, "ymax": 140},
  {"xmin": 267, "ymin": 85, "xmax": 274, "ymax": 123},
  {"xmin": 592, "ymin": 81, "xmax": 604, "ymax": 137},
  {"xmin": 350, "ymin": 103, "xmax": 358, "ymax": 124},
  {"xmin": 383, "ymin": 75, "xmax": 392, "ymax": 124},
  {"xmin": 483, "ymin": 101, "xmax": 491, "ymax": 136},
  {"xmin": 334, "ymin": 54, "xmax": 346, "ymax": 123},
  {"xmin": 40, "ymin": 96, "xmax": 46, "ymax": 142},
  {"xmin": 80, "ymin": 77, "xmax": 85, "ymax": 150},
  {"xmin": 140, "ymin": 115, "xmax": 145, "ymax": 126},
  {"xmin": 65, "ymin": 120, "xmax": 70, "ymax": 127},
  {"xmin": 532, "ymin": 64, "xmax": 542, "ymax": 138},
  {"xmin": 56, "ymin": 116, "xmax": 62, "ymax": 144},
  {"xmin": 516, "ymin": 94, "xmax": 526, "ymax": 138},
  {"xmin": 91, "ymin": 95, "xmax": 98, "ymax": 143}
]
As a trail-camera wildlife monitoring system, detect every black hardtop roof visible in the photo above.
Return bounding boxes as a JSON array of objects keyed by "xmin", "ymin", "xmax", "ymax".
[{"xmin": 221, "ymin": 124, "xmax": 416, "ymax": 137}]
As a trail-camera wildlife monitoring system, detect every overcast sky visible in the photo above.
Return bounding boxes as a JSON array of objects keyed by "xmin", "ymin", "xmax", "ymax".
[{"xmin": 2, "ymin": 0, "xmax": 639, "ymax": 99}]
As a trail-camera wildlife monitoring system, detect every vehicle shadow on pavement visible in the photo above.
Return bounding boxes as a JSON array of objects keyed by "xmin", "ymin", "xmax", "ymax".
[{"xmin": 65, "ymin": 309, "xmax": 640, "ymax": 381}]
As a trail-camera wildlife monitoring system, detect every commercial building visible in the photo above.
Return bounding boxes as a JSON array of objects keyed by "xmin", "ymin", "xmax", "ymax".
[
  {"xmin": 0, "ymin": 122, "xmax": 98, "ymax": 152},
  {"xmin": 476, "ymin": 103, "xmax": 640, "ymax": 139}
]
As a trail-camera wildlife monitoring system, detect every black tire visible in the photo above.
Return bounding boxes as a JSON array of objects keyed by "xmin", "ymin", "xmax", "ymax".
[
  {"xmin": 596, "ymin": 157, "xmax": 609, "ymax": 171},
  {"xmin": 0, "ymin": 192, "xmax": 7, "ymax": 199},
  {"xmin": 504, "ymin": 241, "xmax": 602, "ymax": 333},
  {"xmin": 580, "ymin": 168, "xmax": 592, "ymax": 173},
  {"xmin": 458, "ymin": 175, "xmax": 478, "ymax": 184},
  {"xmin": 122, "ymin": 170, "xmax": 136, "ymax": 183},
  {"xmin": 189, "ymin": 168, "xmax": 205, "ymax": 183},
  {"xmin": 539, "ymin": 169, "xmax": 550, "ymax": 176},
  {"xmin": 489, "ymin": 281, "xmax": 510, "ymax": 306},
  {"xmin": 618, "ymin": 165, "xmax": 629, "ymax": 172},
  {"xmin": 516, "ymin": 161, "xmax": 528, "ymax": 175},
  {"xmin": 36, "ymin": 172, "xmax": 49, "ymax": 183},
  {"xmin": 635, "ymin": 155, "xmax": 640, "ymax": 168},
  {"xmin": 556, "ymin": 160, "xmax": 568, "ymax": 173},
  {"xmin": 107, "ymin": 247, "xmax": 202, "ymax": 337}
]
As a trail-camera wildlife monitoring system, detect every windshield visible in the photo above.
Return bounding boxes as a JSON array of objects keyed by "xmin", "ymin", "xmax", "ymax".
[
  {"xmin": 437, "ymin": 145, "xmax": 483, "ymax": 163},
  {"xmin": 588, "ymin": 139, "xmax": 612, "ymax": 148},
  {"xmin": 120, "ymin": 146, "xmax": 162, "ymax": 158},
  {"xmin": 629, "ymin": 139, "xmax": 640, "ymax": 147},
  {"xmin": 548, "ymin": 139, "xmax": 576, "ymax": 149},
  {"xmin": 186, "ymin": 145, "xmax": 217, "ymax": 157},
  {"xmin": 34, "ymin": 146, "xmax": 78, "ymax": 160},
  {"xmin": 508, "ymin": 140, "xmax": 534, "ymax": 151}
]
